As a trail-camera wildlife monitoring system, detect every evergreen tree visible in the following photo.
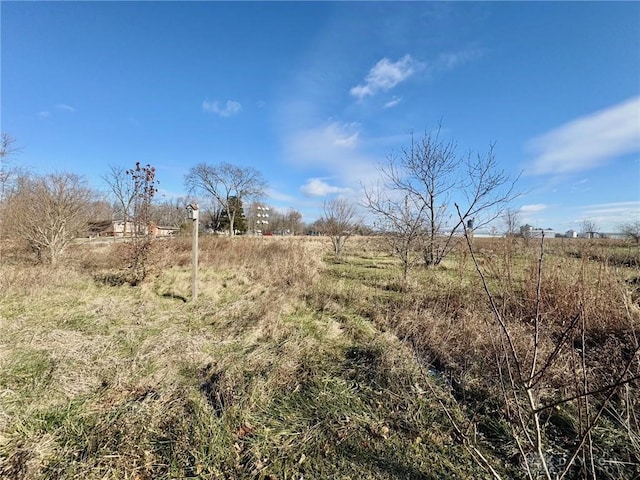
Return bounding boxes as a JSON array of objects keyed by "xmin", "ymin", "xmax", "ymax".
[{"xmin": 219, "ymin": 196, "xmax": 247, "ymax": 234}]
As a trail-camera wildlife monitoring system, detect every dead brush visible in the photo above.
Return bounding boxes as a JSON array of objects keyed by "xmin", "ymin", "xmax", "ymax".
[
  {"xmin": 520, "ymin": 252, "xmax": 633, "ymax": 334},
  {"xmin": 0, "ymin": 262, "xmax": 87, "ymax": 296},
  {"xmin": 195, "ymin": 236, "xmax": 321, "ymax": 292},
  {"xmin": 451, "ymin": 216, "xmax": 640, "ymax": 480}
]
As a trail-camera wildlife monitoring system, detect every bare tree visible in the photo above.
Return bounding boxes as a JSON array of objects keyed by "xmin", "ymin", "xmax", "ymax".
[
  {"xmin": 185, "ymin": 162, "xmax": 266, "ymax": 237},
  {"xmin": 255, "ymin": 207, "xmax": 302, "ymax": 235},
  {"xmin": 363, "ymin": 183, "xmax": 426, "ymax": 281},
  {"xmin": 102, "ymin": 165, "xmax": 136, "ymax": 236},
  {"xmin": 619, "ymin": 220, "xmax": 640, "ymax": 245},
  {"xmin": 320, "ymin": 197, "xmax": 359, "ymax": 256},
  {"xmin": 87, "ymin": 199, "xmax": 114, "ymax": 221},
  {"xmin": 286, "ymin": 208, "xmax": 303, "ymax": 235},
  {"xmin": 125, "ymin": 162, "xmax": 158, "ymax": 284},
  {"xmin": 580, "ymin": 219, "xmax": 598, "ymax": 239},
  {"xmin": 1, "ymin": 133, "xmax": 23, "ymax": 261},
  {"xmin": 152, "ymin": 197, "xmax": 188, "ymax": 229},
  {"xmin": 502, "ymin": 207, "xmax": 521, "ymax": 237},
  {"xmin": 4, "ymin": 173, "xmax": 95, "ymax": 264},
  {"xmin": 204, "ymin": 202, "xmax": 224, "ymax": 232},
  {"xmin": 0, "ymin": 133, "xmax": 22, "ymax": 202},
  {"xmin": 370, "ymin": 129, "xmax": 519, "ymax": 267}
]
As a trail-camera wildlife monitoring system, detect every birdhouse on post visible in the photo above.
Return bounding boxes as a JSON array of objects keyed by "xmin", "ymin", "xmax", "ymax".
[{"xmin": 186, "ymin": 203, "xmax": 199, "ymax": 221}]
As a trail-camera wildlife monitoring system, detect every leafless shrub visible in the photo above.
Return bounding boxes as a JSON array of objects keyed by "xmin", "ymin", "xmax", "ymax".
[
  {"xmin": 3, "ymin": 173, "xmax": 95, "ymax": 264},
  {"xmin": 318, "ymin": 197, "xmax": 360, "ymax": 257},
  {"xmin": 453, "ymin": 216, "xmax": 640, "ymax": 479},
  {"xmin": 620, "ymin": 220, "xmax": 640, "ymax": 246},
  {"xmin": 364, "ymin": 129, "xmax": 519, "ymax": 269}
]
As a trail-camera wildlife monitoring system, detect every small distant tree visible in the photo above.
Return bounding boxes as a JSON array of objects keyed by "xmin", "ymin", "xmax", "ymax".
[
  {"xmin": 371, "ymin": 129, "xmax": 519, "ymax": 268},
  {"xmin": 320, "ymin": 197, "xmax": 359, "ymax": 256},
  {"xmin": 185, "ymin": 162, "xmax": 266, "ymax": 237},
  {"xmin": 286, "ymin": 209, "xmax": 303, "ymax": 235},
  {"xmin": 219, "ymin": 196, "xmax": 247, "ymax": 234},
  {"xmin": 619, "ymin": 220, "xmax": 640, "ymax": 245},
  {"xmin": 264, "ymin": 208, "xmax": 303, "ymax": 235},
  {"xmin": 152, "ymin": 197, "xmax": 188, "ymax": 229},
  {"xmin": 363, "ymin": 184, "xmax": 426, "ymax": 281},
  {"xmin": 125, "ymin": 162, "xmax": 158, "ymax": 284},
  {"xmin": 581, "ymin": 219, "xmax": 598, "ymax": 239},
  {"xmin": 4, "ymin": 173, "xmax": 95, "ymax": 264},
  {"xmin": 0, "ymin": 133, "xmax": 21, "ymax": 202},
  {"xmin": 103, "ymin": 165, "xmax": 136, "ymax": 236},
  {"xmin": 502, "ymin": 207, "xmax": 521, "ymax": 237}
]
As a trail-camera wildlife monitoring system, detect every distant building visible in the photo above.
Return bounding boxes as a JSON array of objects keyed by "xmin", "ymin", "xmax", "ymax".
[
  {"xmin": 520, "ymin": 224, "xmax": 534, "ymax": 236},
  {"xmin": 565, "ymin": 229, "xmax": 578, "ymax": 238},
  {"xmin": 520, "ymin": 224, "xmax": 555, "ymax": 238},
  {"xmin": 88, "ymin": 220, "xmax": 133, "ymax": 237},
  {"xmin": 88, "ymin": 220, "xmax": 178, "ymax": 238},
  {"xmin": 579, "ymin": 231, "xmax": 597, "ymax": 239}
]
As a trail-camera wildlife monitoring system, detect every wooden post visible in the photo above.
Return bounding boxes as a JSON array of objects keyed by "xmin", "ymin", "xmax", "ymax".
[{"xmin": 188, "ymin": 204, "xmax": 199, "ymax": 301}]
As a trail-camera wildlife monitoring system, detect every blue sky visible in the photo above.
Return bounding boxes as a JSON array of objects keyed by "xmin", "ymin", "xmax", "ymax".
[{"xmin": 2, "ymin": 1, "xmax": 639, "ymax": 231}]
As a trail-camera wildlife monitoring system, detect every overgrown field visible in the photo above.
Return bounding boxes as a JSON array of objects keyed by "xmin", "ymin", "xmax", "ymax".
[{"xmin": 1, "ymin": 235, "xmax": 638, "ymax": 479}]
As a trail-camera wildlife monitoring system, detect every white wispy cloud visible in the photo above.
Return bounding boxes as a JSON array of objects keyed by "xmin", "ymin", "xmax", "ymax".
[
  {"xmin": 434, "ymin": 49, "xmax": 482, "ymax": 72},
  {"xmin": 284, "ymin": 121, "xmax": 380, "ymax": 188},
  {"xmin": 266, "ymin": 188, "xmax": 296, "ymax": 203},
  {"xmin": 56, "ymin": 103, "xmax": 76, "ymax": 113},
  {"xmin": 578, "ymin": 201, "xmax": 640, "ymax": 222},
  {"xmin": 300, "ymin": 178, "xmax": 352, "ymax": 197},
  {"xmin": 350, "ymin": 55, "xmax": 417, "ymax": 100},
  {"xmin": 290, "ymin": 121, "xmax": 361, "ymax": 153},
  {"xmin": 570, "ymin": 178, "xmax": 591, "ymax": 192},
  {"xmin": 520, "ymin": 204, "xmax": 548, "ymax": 214},
  {"xmin": 332, "ymin": 124, "xmax": 360, "ymax": 147},
  {"xmin": 202, "ymin": 99, "xmax": 242, "ymax": 117},
  {"xmin": 529, "ymin": 201, "xmax": 640, "ymax": 232},
  {"xmin": 384, "ymin": 97, "xmax": 402, "ymax": 109},
  {"xmin": 37, "ymin": 111, "xmax": 51, "ymax": 119},
  {"xmin": 526, "ymin": 96, "xmax": 640, "ymax": 175}
]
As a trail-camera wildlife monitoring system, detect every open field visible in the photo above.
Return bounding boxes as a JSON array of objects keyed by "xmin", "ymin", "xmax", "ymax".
[{"xmin": 1, "ymin": 235, "xmax": 639, "ymax": 479}]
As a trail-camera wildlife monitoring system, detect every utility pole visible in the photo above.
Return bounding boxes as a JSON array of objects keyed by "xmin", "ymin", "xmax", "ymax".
[{"xmin": 187, "ymin": 203, "xmax": 199, "ymax": 301}]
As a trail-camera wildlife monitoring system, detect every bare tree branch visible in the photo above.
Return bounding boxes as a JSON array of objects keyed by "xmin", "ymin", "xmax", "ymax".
[
  {"xmin": 364, "ymin": 129, "xmax": 520, "ymax": 268},
  {"xmin": 102, "ymin": 165, "xmax": 136, "ymax": 236},
  {"xmin": 4, "ymin": 173, "xmax": 95, "ymax": 263},
  {"xmin": 185, "ymin": 162, "xmax": 266, "ymax": 236},
  {"xmin": 320, "ymin": 197, "xmax": 359, "ymax": 256}
]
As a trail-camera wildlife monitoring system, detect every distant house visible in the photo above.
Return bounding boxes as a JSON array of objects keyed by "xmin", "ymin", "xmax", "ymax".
[
  {"xmin": 565, "ymin": 229, "xmax": 578, "ymax": 238},
  {"xmin": 88, "ymin": 220, "xmax": 178, "ymax": 238},
  {"xmin": 88, "ymin": 220, "xmax": 135, "ymax": 237},
  {"xmin": 149, "ymin": 224, "xmax": 180, "ymax": 237}
]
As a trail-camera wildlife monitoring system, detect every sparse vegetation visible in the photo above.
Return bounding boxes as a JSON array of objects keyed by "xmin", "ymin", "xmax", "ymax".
[
  {"xmin": 363, "ymin": 130, "xmax": 519, "ymax": 269},
  {"xmin": 319, "ymin": 197, "xmax": 360, "ymax": 257},
  {"xmin": 0, "ymin": 234, "xmax": 638, "ymax": 479},
  {"xmin": 620, "ymin": 220, "xmax": 640, "ymax": 246},
  {"xmin": 2, "ymin": 173, "xmax": 95, "ymax": 264}
]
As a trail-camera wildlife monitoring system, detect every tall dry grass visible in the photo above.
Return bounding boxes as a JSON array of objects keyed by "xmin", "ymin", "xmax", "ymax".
[
  {"xmin": 3, "ymin": 235, "xmax": 491, "ymax": 479},
  {"xmin": 2, "ymin": 234, "xmax": 638, "ymax": 478},
  {"xmin": 0, "ymin": 236, "xmax": 327, "ymax": 478},
  {"xmin": 365, "ymin": 236, "xmax": 640, "ymax": 478}
]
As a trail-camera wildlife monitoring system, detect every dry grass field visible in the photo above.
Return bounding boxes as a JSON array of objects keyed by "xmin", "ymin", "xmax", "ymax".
[{"xmin": 1, "ymin": 234, "xmax": 638, "ymax": 479}]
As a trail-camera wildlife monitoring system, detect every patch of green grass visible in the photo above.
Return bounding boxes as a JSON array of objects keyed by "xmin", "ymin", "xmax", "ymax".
[
  {"xmin": 0, "ymin": 348, "xmax": 54, "ymax": 394},
  {"xmin": 227, "ymin": 345, "xmax": 487, "ymax": 479}
]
